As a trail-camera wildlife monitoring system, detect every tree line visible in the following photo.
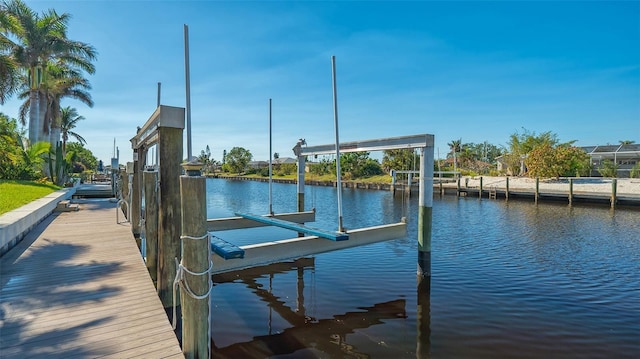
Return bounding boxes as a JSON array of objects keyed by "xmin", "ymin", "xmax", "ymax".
[{"xmin": 1, "ymin": 0, "xmax": 97, "ymax": 184}]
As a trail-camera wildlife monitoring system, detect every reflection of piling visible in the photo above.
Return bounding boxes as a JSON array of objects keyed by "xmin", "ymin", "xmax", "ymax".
[
  {"xmin": 416, "ymin": 276, "xmax": 431, "ymax": 359},
  {"xmin": 418, "ymin": 147, "xmax": 434, "ymax": 277},
  {"xmin": 179, "ymin": 163, "xmax": 210, "ymax": 358},
  {"xmin": 144, "ymin": 170, "xmax": 159, "ymax": 287}
]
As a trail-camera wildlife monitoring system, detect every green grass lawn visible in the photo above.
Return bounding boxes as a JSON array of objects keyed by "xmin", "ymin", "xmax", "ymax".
[{"xmin": 0, "ymin": 180, "xmax": 61, "ymax": 216}]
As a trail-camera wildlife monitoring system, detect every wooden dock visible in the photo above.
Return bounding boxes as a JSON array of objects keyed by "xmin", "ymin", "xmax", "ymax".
[{"xmin": 0, "ymin": 199, "xmax": 183, "ymax": 358}]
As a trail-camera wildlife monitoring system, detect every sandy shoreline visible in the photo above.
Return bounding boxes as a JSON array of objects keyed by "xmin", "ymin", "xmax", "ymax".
[{"xmin": 461, "ymin": 176, "xmax": 640, "ymax": 196}]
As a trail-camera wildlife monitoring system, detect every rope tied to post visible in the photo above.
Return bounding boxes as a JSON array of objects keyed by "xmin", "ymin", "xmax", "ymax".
[{"xmin": 172, "ymin": 232, "xmax": 213, "ymax": 330}]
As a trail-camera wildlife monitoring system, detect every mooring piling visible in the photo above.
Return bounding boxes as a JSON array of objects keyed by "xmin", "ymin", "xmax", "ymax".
[
  {"xmin": 569, "ymin": 178, "xmax": 574, "ymax": 206},
  {"xmin": 418, "ymin": 146, "xmax": 434, "ymax": 277},
  {"xmin": 143, "ymin": 169, "xmax": 159, "ymax": 287},
  {"xmin": 179, "ymin": 161, "xmax": 210, "ymax": 359},
  {"xmin": 611, "ymin": 178, "xmax": 617, "ymax": 209}
]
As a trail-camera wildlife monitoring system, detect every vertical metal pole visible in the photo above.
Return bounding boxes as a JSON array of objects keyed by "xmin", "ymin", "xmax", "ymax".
[
  {"xmin": 184, "ymin": 24, "xmax": 192, "ymax": 161},
  {"xmin": 331, "ymin": 55, "xmax": 344, "ymax": 232},
  {"xmin": 269, "ymin": 99, "xmax": 273, "ymax": 215},
  {"xmin": 418, "ymin": 146, "xmax": 434, "ymax": 277},
  {"xmin": 157, "ymin": 82, "xmax": 161, "ymax": 107}
]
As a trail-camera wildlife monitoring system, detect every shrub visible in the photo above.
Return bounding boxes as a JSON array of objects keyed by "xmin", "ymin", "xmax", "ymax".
[
  {"xmin": 598, "ymin": 160, "xmax": 618, "ymax": 178},
  {"xmin": 630, "ymin": 162, "xmax": 640, "ymax": 178}
]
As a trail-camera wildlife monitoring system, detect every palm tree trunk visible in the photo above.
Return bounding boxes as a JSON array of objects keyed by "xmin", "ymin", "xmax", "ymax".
[
  {"xmin": 28, "ymin": 89, "xmax": 39, "ymax": 145},
  {"xmin": 38, "ymin": 95, "xmax": 47, "ymax": 142}
]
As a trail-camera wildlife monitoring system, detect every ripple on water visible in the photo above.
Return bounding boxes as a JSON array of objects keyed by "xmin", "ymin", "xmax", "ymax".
[{"xmin": 207, "ymin": 179, "xmax": 640, "ymax": 358}]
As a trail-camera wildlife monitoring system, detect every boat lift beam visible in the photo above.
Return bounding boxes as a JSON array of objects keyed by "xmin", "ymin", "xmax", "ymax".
[
  {"xmin": 235, "ymin": 212, "xmax": 349, "ymax": 241},
  {"xmin": 295, "ymin": 134, "xmax": 433, "ymax": 156},
  {"xmin": 211, "ymin": 222, "xmax": 406, "ymax": 274}
]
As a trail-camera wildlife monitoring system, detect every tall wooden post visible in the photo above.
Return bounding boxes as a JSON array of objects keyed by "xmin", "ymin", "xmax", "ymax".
[
  {"xmin": 611, "ymin": 178, "xmax": 617, "ymax": 209},
  {"xmin": 144, "ymin": 170, "xmax": 159, "ymax": 287},
  {"xmin": 131, "ymin": 148, "xmax": 142, "ymax": 247},
  {"xmin": 456, "ymin": 176, "xmax": 461, "ymax": 196},
  {"xmin": 505, "ymin": 177, "xmax": 510, "ymax": 201},
  {"xmin": 157, "ymin": 126, "xmax": 183, "ymax": 309},
  {"xmin": 569, "ymin": 178, "xmax": 573, "ymax": 206},
  {"xmin": 180, "ymin": 162, "xmax": 210, "ymax": 359},
  {"xmin": 535, "ymin": 177, "xmax": 539, "ymax": 204},
  {"xmin": 439, "ymin": 179, "xmax": 443, "ymax": 196},
  {"xmin": 418, "ymin": 146, "xmax": 434, "ymax": 277},
  {"xmin": 121, "ymin": 169, "xmax": 129, "ymax": 216},
  {"xmin": 479, "ymin": 176, "xmax": 483, "ymax": 199}
]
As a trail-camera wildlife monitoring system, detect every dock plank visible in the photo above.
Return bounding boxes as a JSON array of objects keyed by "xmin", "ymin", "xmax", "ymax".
[{"xmin": 0, "ymin": 200, "xmax": 183, "ymax": 358}]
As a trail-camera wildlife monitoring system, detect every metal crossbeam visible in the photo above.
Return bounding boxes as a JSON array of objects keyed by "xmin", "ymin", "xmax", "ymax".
[{"xmin": 234, "ymin": 212, "xmax": 349, "ymax": 241}]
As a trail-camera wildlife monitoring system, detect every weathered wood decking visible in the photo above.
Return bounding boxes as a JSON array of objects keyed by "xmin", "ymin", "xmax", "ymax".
[{"xmin": 0, "ymin": 200, "xmax": 183, "ymax": 358}]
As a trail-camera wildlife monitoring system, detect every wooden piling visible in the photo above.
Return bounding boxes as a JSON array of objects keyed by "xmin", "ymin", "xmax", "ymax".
[
  {"xmin": 611, "ymin": 178, "xmax": 617, "ymax": 209},
  {"xmin": 121, "ymin": 170, "xmax": 129, "ymax": 216},
  {"xmin": 418, "ymin": 147, "xmax": 434, "ymax": 277},
  {"xmin": 479, "ymin": 176, "xmax": 483, "ymax": 199},
  {"xmin": 131, "ymin": 148, "xmax": 142, "ymax": 247},
  {"xmin": 569, "ymin": 178, "xmax": 573, "ymax": 206},
  {"xmin": 439, "ymin": 179, "xmax": 443, "ymax": 196},
  {"xmin": 157, "ymin": 127, "xmax": 183, "ymax": 309},
  {"xmin": 180, "ymin": 165, "xmax": 210, "ymax": 359},
  {"xmin": 505, "ymin": 177, "xmax": 509, "ymax": 201},
  {"xmin": 456, "ymin": 177, "xmax": 461, "ymax": 197},
  {"xmin": 535, "ymin": 177, "xmax": 539, "ymax": 204},
  {"xmin": 144, "ymin": 170, "xmax": 159, "ymax": 287}
]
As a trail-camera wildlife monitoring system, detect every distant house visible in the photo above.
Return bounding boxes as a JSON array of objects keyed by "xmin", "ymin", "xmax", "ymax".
[
  {"xmin": 581, "ymin": 144, "xmax": 640, "ymax": 178},
  {"xmin": 495, "ymin": 155, "xmax": 527, "ymax": 176},
  {"xmin": 248, "ymin": 160, "xmax": 268, "ymax": 169},
  {"xmin": 273, "ymin": 157, "xmax": 297, "ymax": 165}
]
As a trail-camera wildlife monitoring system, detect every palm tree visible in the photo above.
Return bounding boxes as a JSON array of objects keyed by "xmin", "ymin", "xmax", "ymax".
[
  {"xmin": 58, "ymin": 106, "xmax": 86, "ymax": 153},
  {"xmin": 447, "ymin": 138, "xmax": 462, "ymax": 172},
  {"xmin": 2, "ymin": 0, "xmax": 96, "ymax": 144},
  {"xmin": 0, "ymin": 6, "xmax": 20, "ymax": 104},
  {"xmin": 17, "ymin": 61, "xmax": 93, "ymax": 146}
]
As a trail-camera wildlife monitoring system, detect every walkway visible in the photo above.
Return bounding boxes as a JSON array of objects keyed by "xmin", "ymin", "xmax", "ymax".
[{"xmin": 0, "ymin": 199, "xmax": 183, "ymax": 358}]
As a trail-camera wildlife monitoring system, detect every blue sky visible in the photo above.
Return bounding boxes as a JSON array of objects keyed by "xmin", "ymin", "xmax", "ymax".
[{"xmin": 2, "ymin": 0, "xmax": 639, "ymax": 164}]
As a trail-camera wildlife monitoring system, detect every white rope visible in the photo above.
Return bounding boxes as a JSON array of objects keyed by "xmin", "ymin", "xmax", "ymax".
[{"xmin": 172, "ymin": 230, "xmax": 214, "ymax": 348}]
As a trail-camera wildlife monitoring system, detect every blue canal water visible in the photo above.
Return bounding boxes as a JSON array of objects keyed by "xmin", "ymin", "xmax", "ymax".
[{"xmin": 205, "ymin": 178, "xmax": 640, "ymax": 358}]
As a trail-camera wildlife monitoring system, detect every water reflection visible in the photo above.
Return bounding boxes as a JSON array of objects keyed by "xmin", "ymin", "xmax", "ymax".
[{"xmin": 212, "ymin": 259, "xmax": 410, "ymax": 358}]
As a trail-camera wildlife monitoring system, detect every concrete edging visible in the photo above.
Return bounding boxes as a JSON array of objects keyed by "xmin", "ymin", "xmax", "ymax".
[{"xmin": 0, "ymin": 187, "xmax": 76, "ymax": 257}]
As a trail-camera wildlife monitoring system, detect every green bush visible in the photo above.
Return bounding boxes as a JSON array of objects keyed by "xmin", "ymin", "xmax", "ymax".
[
  {"xmin": 598, "ymin": 160, "xmax": 618, "ymax": 178},
  {"xmin": 630, "ymin": 162, "xmax": 640, "ymax": 178}
]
